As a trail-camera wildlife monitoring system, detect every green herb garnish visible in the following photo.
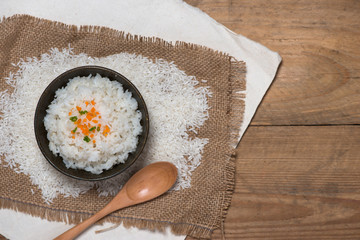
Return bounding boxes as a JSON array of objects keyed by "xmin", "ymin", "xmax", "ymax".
[
  {"xmin": 70, "ymin": 116, "xmax": 78, "ymax": 122},
  {"xmin": 79, "ymin": 110, "xmax": 88, "ymax": 115},
  {"xmin": 83, "ymin": 136, "xmax": 91, "ymax": 142},
  {"xmin": 89, "ymin": 126, "xmax": 96, "ymax": 132},
  {"xmin": 71, "ymin": 127, "xmax": 77, "ymax": 133},
  {"xmin": 97, "ymin": 126, "xmax": 100, "ymax": 132}
]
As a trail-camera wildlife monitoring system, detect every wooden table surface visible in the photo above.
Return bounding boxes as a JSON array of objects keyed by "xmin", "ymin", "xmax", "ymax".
[{"xmin": 184, "ymin": 0, "xmax": 360, "ymax": 239}]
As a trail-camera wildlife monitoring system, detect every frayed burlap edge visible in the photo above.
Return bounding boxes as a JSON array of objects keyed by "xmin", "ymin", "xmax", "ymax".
[
  {"xmin": 0, "ymin": 14, "xmax": 230, "ymax": 64},
  {"xmin": 217, "ymin": 58, "xmax": 246, "ymax": 239},
  {"xmin": 0, "ymin": 195, "xmax": 215, "ymax": 238},
  {"xmin": 0, "ymin": 14, "xmax": 246, "ymax": 239}
]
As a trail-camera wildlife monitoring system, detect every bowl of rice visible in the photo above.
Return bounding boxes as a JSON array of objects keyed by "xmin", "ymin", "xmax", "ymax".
[{"xmin": 34, "ymin": 66, "xmax": 149, "ymax": 181}]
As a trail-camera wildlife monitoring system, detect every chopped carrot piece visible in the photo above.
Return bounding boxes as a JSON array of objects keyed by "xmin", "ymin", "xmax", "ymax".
[
  {"xmin": 68, "ymin": 100, "xmax": 106, "ymax": 143},
  {"xmin": 103, "ymin": 125, "xmax": 110, "ymax": 136}
]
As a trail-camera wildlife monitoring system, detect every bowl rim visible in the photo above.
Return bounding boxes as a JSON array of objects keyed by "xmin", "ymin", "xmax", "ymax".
[{"xmin": 34, "ymin": 65, "xmax": 149, "ymax": 181}]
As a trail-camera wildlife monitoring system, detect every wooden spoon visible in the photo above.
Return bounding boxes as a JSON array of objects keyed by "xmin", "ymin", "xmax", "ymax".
[{"xmin": 54, "ymin": 161, "xmax": 178, "ymax": 240}]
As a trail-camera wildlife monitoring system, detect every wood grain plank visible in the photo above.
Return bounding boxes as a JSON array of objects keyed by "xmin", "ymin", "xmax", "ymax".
[
  {"xmin": 213, "ymin": 125, "xmax": 360, "ymax": 239},
  {"xmin": 183, "ymin": 1, "xmax": 360, "ymax": 239},
  {"xmin": 185, "ymin": 0, "xmax": 360, "ymax": 125},
  {"xmin": 186, "ymin": 125, "xmax": 360, "ymax": 239}
]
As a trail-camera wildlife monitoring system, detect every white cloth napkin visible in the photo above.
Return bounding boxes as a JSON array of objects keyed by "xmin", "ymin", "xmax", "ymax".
[{"xmin": 0, "ymin": 0, "xmax": 281, "ymax": 239}]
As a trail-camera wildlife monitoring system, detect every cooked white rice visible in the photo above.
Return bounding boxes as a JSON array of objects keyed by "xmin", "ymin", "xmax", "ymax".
[{"xmin": 44, "ymin": 74, "xmax": 142, "ymax": 174}]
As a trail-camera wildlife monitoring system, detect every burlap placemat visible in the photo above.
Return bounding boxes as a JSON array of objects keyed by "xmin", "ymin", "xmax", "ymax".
[{"xmin": 0, "ymin": 15, "xmax": 245, "ymax": 239}]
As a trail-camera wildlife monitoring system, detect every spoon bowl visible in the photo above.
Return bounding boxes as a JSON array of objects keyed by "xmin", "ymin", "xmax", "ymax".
[{"xmin": 54, "ymin": 162, "xmax": 177, "ymax": 240}]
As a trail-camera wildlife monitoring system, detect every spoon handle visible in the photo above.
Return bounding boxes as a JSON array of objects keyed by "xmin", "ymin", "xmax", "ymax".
[
  {"xmin": 53, "ymin": 162, "xmax": 177, "ymax": 240},
  {"xmin": 53, "ymin": 204, "xmax": 114, "ymax": 240},
  {"xmin": 53, "ymin": 189, "xmax": 132, "ymax": 240}
]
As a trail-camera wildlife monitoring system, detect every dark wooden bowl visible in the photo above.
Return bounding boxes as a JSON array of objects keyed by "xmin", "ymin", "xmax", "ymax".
[{"xmin": 34, "ymin": 66, "xmax": 149, "ymax": 181}]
